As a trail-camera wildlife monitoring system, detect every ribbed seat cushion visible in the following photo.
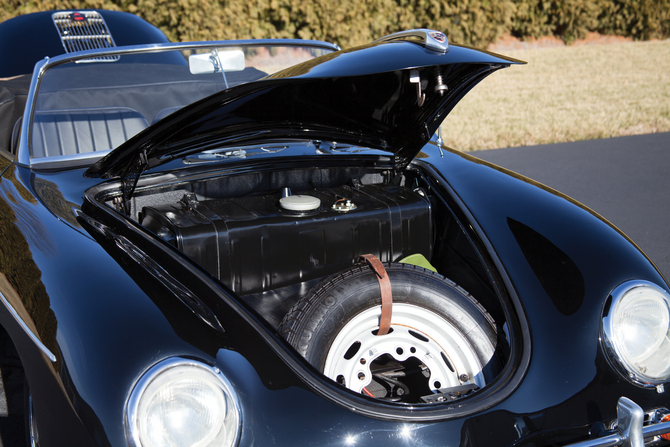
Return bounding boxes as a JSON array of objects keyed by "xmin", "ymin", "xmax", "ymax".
[{"xmin": 32, "ymin": 107, "xmax": 148, "ymax": 158}]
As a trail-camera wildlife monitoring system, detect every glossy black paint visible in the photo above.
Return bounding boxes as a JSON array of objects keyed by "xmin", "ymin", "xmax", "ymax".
[
  {"xmin": 86, "ymin": 42, "xmax": 522, "ymax": 180},
  {"xmin": 0, "ymin": 161, "xmax": 295, "ymax": 445},
  {"xmin": 0, "ymin": 10, "xmax": 170, "ymax": 77},
  {"xmin": 2, "ymin": 137, "xmax": 669, "ymax": 446},
  {"xmin": 415, "ymin": 145, "xmax": 669, "ymax": 436},
  {"xmin": 1, "ymin": 11, "xmax": 669, "ymax": 446}
]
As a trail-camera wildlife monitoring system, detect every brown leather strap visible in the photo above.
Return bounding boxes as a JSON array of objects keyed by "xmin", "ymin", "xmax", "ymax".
[{"xmin": 358, "ymin": 254, "xmax": 392, "ymax": 336}]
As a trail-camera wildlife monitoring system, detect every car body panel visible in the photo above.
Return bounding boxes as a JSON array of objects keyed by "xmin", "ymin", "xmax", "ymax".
[
  {"xmin": 1, "ymin": 8, "xmax": 669, "ymax": 447},
  {"xmin": 85, "ymin": 42, "xmax": 522, "ymax": 180},
  {"xmin": 4, "ymin": 142, "xmax": 669, "ymax": 446},
  {"xmin": 416, "ymin": 145, "xmax": 670, "ymax": 444}
]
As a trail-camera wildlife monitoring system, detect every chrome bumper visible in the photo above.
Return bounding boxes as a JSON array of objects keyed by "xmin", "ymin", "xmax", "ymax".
[{"xmin": 565, "ymin": 397, "xmax": 670, "ymax": 447}]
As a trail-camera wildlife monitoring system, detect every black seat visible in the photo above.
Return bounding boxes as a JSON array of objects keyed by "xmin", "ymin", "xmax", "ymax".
[{"xmin": 31, "ymin": 107, "xmax": 148, "ymax": 158}]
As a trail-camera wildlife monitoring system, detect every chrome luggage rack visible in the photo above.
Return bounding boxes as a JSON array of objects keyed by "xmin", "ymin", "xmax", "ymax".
[{"xmin": 52, "ymin": 11, "xmax": 119, "ymax": 62}]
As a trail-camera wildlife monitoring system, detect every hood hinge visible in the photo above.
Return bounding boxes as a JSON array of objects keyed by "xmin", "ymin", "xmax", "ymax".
[
  {"xmin": 120, "ymin": 149, "xmax": 148, "ymax": 216},
  {"xmin": 394, "ymin": 155, "xmax": 411, "ymax": 174}
]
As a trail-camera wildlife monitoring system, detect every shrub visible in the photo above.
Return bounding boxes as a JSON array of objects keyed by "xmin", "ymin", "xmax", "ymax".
[{"xmin": 2, "ymin": 0, "xmax": 669, "ymax": 48}]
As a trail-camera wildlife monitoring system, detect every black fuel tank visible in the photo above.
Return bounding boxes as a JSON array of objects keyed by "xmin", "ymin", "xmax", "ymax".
[{"xmin": 141, "ymin": 184, "xmax": 432, "ymax": 295}]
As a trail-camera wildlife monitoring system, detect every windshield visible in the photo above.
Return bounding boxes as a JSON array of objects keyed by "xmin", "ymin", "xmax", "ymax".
[{"xmin": 29, "ymin": 42, "xmax": 335, "ymax": 163}]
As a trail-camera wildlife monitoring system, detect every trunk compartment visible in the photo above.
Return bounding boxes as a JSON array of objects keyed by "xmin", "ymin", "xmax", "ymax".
[{"xmin": 140, "ymin": 183, "xmax": 432, "ymax": 295}]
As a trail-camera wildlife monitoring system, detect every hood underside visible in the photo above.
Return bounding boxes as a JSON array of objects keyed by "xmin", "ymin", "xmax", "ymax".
[{"xmin": 86, "ymin": 37, "xmax": 523, "ymax": 180}]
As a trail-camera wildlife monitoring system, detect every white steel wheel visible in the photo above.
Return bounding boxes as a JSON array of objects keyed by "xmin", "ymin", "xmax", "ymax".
[
  {"xmin": 280, "ymin": 262, "xmax": 506, "ymax": 403},
  {"xmin": 323, "ymin": 303, "xmax": 486, "ymax": 396}
]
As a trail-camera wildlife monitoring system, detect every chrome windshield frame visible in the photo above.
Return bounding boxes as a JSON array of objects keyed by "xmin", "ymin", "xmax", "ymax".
[{"xmin": 17, "ymin": 39, "xmax": 340, "ymax": 167}]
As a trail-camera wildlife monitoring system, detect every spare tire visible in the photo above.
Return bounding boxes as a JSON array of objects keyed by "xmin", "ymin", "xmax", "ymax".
[{"xmin": 279, "ymin": 262, "xmax": 507, "ymax": 403}]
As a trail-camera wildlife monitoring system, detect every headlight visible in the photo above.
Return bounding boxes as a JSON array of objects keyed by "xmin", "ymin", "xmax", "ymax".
[
  {"xmin": 602, "ymin": 280, "xmax": 670, "ymax": 387},
  {"xmin": 126, "ymin": 357, "xmax": 241, "ymax": 447}
]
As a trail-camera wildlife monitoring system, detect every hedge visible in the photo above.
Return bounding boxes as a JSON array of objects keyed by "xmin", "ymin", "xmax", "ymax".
[
  {"xmin": 2, "ymin": 0, "xmax": 669, "ymax": 49},
  {"xmin": 512, "ymin": 0, "xmax": 670, "ymax": 43}
]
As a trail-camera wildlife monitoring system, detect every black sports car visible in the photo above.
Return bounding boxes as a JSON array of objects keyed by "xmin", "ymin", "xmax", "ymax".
[{"xmin": 1, "ymin": 9, "xmax": 669, "ymax": 447}]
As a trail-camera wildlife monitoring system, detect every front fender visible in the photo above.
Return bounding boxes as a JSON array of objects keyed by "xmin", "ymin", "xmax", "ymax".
[
  {"xmin": 0, "ymin": 163, "xmax": 222, "ymax": 446},
  {"xmin": 416, "ymin": 145, "xmax": 669, "ymax": 436}
]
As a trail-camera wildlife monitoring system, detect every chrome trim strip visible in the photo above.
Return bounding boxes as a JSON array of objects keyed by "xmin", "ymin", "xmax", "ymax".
[
  {"xmin": 0, "ymin": 289, "xmax": 56, "ymax": 362},
  {"xmin": 30, "ymin": 149, "xmax": 112, "ymax": 165},
  {"xmin": 28, "ymin": 390, "xmax": 39, "ymax": 447},
  {"xmin": 42, "ymin": 39, "xmax": 339, "ymax": 65},
  {"xmin": 18, "ymin": 57, "xmax": 48, "ymax": 167}
]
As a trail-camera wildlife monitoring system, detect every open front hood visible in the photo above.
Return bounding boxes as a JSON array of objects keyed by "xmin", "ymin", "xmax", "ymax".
[{"xmin": 86, "ymin": 31, "xmax": 523, "ymax": 180}]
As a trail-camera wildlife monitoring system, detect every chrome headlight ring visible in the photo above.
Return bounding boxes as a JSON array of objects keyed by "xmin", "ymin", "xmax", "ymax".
[
  {"xmin": 602, "ymin": 280, "xmax": 670, "ymax": 388},
  {"xmin": 126, "ymin": 357, "xmax": 241, "ymax": 447}
]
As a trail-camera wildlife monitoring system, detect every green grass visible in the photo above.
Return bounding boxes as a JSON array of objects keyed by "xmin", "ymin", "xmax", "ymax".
[{"xmin": 440, "ymin": 39, "xmax": 670, "ymax": 151}]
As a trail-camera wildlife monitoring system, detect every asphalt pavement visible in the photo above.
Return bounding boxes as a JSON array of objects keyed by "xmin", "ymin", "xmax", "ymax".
[{"xmin": 471, "ymin": 132, "xmax": 670, "ymax": 281}]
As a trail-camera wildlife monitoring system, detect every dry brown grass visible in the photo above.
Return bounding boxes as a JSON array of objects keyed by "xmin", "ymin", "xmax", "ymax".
[{"xmin": 440, "ymin": 39, "xmax": 670, "ymax": 151}]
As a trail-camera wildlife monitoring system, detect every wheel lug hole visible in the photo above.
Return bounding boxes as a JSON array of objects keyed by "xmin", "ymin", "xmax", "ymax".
[
  {"xmin": 358, "ymin": 372, "xmax": 366, "ymax": 381},
  {"xmin": 459, "ymin": 373, "xmax": 469, "ymax": 382},
  {"xmin": 396, "ymin": 347, "xmax": 404, "ymax": 355},
  {"xmin": 410, "ymin": 347, "xmax": 416, "ymax": 353},
  {"xmin": 359, "ymin": 358, "xmax": 366, "ymax": 365}
]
